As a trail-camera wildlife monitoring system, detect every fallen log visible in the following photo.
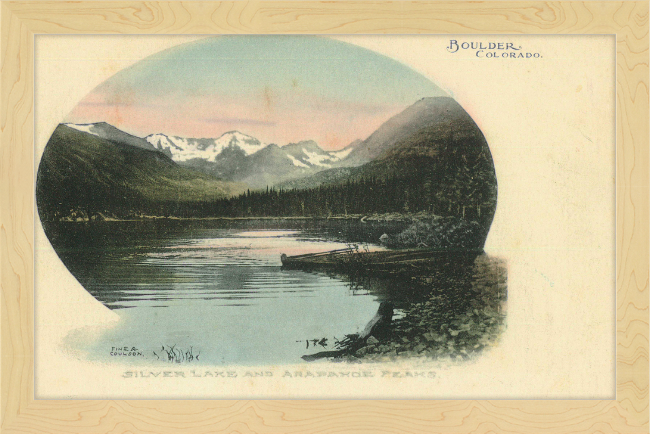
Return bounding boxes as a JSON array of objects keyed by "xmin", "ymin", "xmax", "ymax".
[{"xmin": 281, "ymin": 248, "xmax": 480, "ymax": 275}]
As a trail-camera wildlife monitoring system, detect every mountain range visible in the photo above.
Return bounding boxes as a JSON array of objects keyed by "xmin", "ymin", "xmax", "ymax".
[
  {"xmin": 281, "ymin": 97, "xmax": 493, "ymax": 187},
  {"xmin": 39, "ymin": 96, "xmax": 498, "ymax": 242},
  {"xmin": 36, "ymin": 124, "xmax": 244, "ymax": 222},
  {"xmin": 276, "ymin": 97, "xmax": 498, "ymax": 239},
  {"xmin": 145, "ymin": 131, "xmax": 266, "ymax": 161},
  {"xmin": 63, "ymin": 124, "xmax": 360, "ymax": 189}
]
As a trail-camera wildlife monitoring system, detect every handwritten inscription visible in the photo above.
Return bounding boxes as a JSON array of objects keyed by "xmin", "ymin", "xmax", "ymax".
[
  {"xmin": 109, "ymin": 344, "xmax": 199, "ymax": 362},
  {"xmin": 110, "ymin": 346, "xmax": 144, "ymax": 357},
  {"xmin": 446, "ymin": 40, "xmax": 542, "ymax": 59}
]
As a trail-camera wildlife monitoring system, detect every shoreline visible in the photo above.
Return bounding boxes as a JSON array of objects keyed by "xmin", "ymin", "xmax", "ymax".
[{"xmin": 51, "ymin": 211, "xmax": 442, "ymax": 224}]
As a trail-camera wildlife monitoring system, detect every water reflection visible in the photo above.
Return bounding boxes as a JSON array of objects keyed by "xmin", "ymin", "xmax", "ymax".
[{"xmin": 45, "ymin": 220, "xmax": 506, "ymax": 365}]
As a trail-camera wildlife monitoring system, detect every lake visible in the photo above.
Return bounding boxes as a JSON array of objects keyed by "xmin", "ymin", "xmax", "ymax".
[{"xmin": 45, "ymin": 219, "xmax": 507, "ymax": 366}]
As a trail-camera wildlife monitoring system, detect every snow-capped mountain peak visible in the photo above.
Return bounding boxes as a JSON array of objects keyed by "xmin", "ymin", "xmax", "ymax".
[
  {"xmin": 65, "ymin": 122, "xmax": 360, "ymax": 173},
  {"xmin": 145, "ymin": 131, "xmax": 265, "ymax": 162},
  {"xmin": 64, "ymin": 122, "xmax": 101, "ymax": 135},
  {"xmin": 280, "ymin": 140, "xmax": 354, "ymax": 169},
  {"xmin": 63, "ymin": 122, "xmax": 157, "ymax": 152},
  {"xmin": 214, "ymin": 131, "xmax": 264, "ymax": 155}
]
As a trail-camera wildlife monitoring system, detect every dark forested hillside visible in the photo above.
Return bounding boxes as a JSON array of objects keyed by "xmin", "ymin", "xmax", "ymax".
[
  {"xmin": 36, "ymin": 125, "xmax": 243, "ymax": 222},
  {"xmin": 277, "ymin": 97, "xmax": 497, "ymax": 235},
  {"xmin": 37, "ymin": 96, "xmax": 497, "ymax": 250},
  {"xmin": 191, "ymin": 159, "xmax": 492, "ymax": 222}
]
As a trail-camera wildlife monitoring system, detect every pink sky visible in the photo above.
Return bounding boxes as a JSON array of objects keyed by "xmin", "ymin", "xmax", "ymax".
[
  {"xmin": 62, "ymin": 37, "xmax": 446, "ymax": 149},
  {"xmin": 67, "ymin": 89, "xmax": 407, "ymax": 150}
]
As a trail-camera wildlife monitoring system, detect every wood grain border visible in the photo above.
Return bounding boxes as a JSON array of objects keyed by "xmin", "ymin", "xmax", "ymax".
[{"xmin": 1, "ymin": 2, "xmax": 648, "ymax": 433}]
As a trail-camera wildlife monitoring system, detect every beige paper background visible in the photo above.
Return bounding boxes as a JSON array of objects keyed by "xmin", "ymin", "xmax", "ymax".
[{"xmin": 34, "ymin": 34, "xmax": 616, "ymax": 399}]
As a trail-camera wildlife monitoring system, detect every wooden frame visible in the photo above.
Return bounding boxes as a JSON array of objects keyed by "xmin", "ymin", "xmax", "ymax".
[{"xmin": 1, "ymin": 1, "xmax": 647, "ymax": 433}]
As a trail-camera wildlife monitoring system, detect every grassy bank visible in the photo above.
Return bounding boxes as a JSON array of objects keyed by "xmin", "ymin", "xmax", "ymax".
[{"xmin": 305, "ymin": 254, "xmax": 508, "ymax": 364}]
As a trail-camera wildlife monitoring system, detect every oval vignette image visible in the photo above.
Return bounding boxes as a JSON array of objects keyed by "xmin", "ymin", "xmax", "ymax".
[{"xmin": 36, "ymin": 36, "xmax": 507, "ymax": 367}]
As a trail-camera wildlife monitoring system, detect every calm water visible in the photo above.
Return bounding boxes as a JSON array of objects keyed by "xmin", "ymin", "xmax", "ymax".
[{"xmin": 47, "ymin": 219, "xmax": 507, "ymax": 365}]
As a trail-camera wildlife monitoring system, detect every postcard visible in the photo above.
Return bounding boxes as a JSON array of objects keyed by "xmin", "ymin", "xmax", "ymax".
[{"xmin": 34, "ymin": 34, "xmax": 615, "ymax": 399}]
